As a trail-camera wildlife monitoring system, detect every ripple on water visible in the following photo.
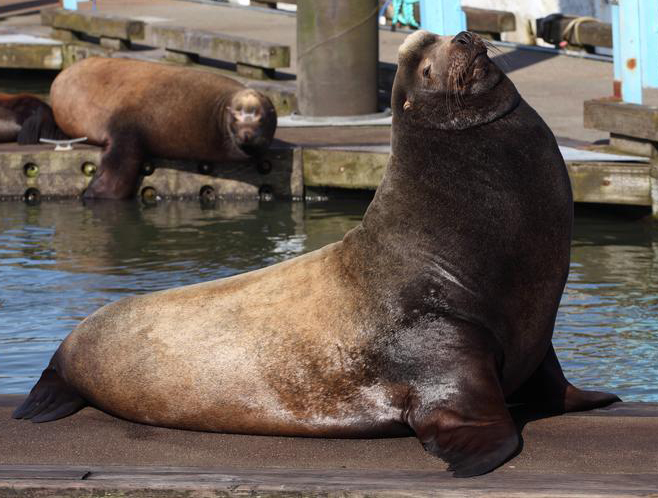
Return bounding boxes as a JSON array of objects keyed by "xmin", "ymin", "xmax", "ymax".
[{"xmin": 0, "ymin": 201, "xmax": 656, "ymax": 400}]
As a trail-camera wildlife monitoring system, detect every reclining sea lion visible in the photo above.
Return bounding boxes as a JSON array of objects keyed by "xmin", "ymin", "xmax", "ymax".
[
  {"xmin": 0, "ymin": 92, "xmax": 67, "ymax": 144},
  {"xmin": 50, "ymin": 57, "xmax": 277, "ymax": 199}
]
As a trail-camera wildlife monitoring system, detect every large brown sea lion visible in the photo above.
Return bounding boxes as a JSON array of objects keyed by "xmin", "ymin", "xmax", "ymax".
[
  {"xmin": 50, "ymin": 57, "xmax": 277, "ymax": 200},
  {"xmin": 14, "ymin": 31, "xmax": 619, "ymax": 477},
  {"xmin": 0, "ymin": 93, "xmax": 67, "ymax": 144}
]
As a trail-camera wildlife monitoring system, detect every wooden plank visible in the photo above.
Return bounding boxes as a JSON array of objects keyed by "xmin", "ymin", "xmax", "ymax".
[
  {"xmin": 42, "ymin": 8, "xmax": 144, "ymax": 41},
  {"xmin": 142, "ymin": 24, "xmax": 290, "ymax": 69},
  {"xmin": 0, "ymin": 0, "xmax": 58, "ymax": 18},
  {"xmin": 252, "ymin": 0, "xmax": 297, "ymax": 7},
  {"xmin": 463, "ymin": 7, "xmax": 515, "ymax": 34},
  {"xmin": 0, "ymin": 469, "xmax": 88, "ymax": 480},
  {"xmin": 567, "ymin": 161, "xmax": 651, "ymax": 206},
  {"xmin": 0, "ymin": 43, "xmax": 62, "ymax": 70},
  {"xmin": 537, "ymin": 15, "xmax": 612, "ymax": 48},
  {"xmin": 584, "ymin": 98, "xmax": 658, "ymax": 142},
  {"xmin": 142, "ymin": 147, "xmax": 300, "ymax": 199},
  {"xmin": 0, "ymin": 145, "xmax": 99, "ymax": 198},
  {"xmin": 0, "ymin": 145, "xmax": 299, "ymax": 200},
  {"xmin": 303, "ymin": 148, "xmax": 388, "ymax": 190},
  {"xmin": 1, "ymin": 466, "xmax": 658, "ymax": 497}
]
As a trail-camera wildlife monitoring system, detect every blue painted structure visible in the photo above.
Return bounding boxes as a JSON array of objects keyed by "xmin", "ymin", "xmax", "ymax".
[
  {"xmin": 419, "ymin": 0, "xmax": 466, "ymax": 36},
  {"xmin": 612, "ymin": 0, "xmax": 658, "ymax": 104},
  {"xmin": 62, "ymin": 0, "xmax": 77, "ymax": 10}
]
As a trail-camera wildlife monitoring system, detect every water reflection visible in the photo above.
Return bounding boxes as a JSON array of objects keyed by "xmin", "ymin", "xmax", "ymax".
[{"xmin": 0, "ymin": 201, "xmax": 656, "ymax": 400}]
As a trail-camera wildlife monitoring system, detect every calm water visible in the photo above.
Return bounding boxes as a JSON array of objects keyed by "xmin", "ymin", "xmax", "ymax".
[{"xmin": 0, "ymin": 200, "xmax": 657, "ymax": 401}]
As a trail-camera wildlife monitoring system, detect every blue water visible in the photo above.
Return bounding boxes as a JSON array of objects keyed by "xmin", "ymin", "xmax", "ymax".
[{"xmin": 0, "ymin": 200, "xmax": 657, "ymax": 401}]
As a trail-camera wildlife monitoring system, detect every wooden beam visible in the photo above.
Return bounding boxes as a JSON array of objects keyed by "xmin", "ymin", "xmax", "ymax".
[
  {"xmin": 303, "ymin": 149, "xmax": 387, "ymax": 190},
  {"xmin": 584, "ymin": 98, "xmax": 658, "ymax": 142},
  {"xmin": 42, "ymin": 8, "xmax": 144, "ymax": 41},
  {"xmin": 537, "ymin": 15, "xmax": 612, "ymax": 48},
  {"xmin": 141, "ymin": 25, "xmax": 290, "ymax": 69},
  {"xmin": 0, "ymin": 42, "xmax": 62, "ymax": 70},
  {"xmin": 463, "ymin": 7, "xmax": 515, "ymax": 34},
  {"xmin": 0, "ymin": 0, "xmax": 58, "ymax": 17},
  {"xmin": 567, "ymin": 161, "xmax": 651, "ymax": 206}
]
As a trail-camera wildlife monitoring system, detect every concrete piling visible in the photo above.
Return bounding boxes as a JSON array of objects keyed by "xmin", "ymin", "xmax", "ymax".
[{"xmin": 296, "ymin": 0, "xmax": 379, "ymax": 116}]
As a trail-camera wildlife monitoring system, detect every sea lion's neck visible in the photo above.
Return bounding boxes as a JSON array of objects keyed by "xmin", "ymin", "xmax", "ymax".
[
  {"xmin": 397, "ymin": 75, "xmax": 521, "ymax": 131},
  {"xmin": 346, "ymin": 103, "xmax": 522, "ymax": 278}
]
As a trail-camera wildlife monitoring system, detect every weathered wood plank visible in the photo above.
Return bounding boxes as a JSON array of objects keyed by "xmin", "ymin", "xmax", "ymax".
[
  {"xmin": 42, "ymin": 8, "xmax": 144, "ymax": 41},
  {"xmin": 537, "ymin": 15, "xmax": 612, "ymax": 48},
  {"xmin": 1, "ymin": 466, "xmax": 658, "ymax": 497},
  {"xmin": 142, "ymin": 24, "xmax": 290, "ymax": 69},
  {"xmin": 303, "ymin": 148, "xmax": 388, "ymax": 190},
  {"xmin": 0, "ymin": 469, "xmax": 88, "ymax": 480},
  {"xmin": 142, "ymin": 147, "xmax": 300, "ymax": 199},
  {"xmin": 584, "ymin": 99, "xmax": 658, "ymax": 142},
  {"xmin": 463, "ymin": 7, "xmax": 516, "ymax": 34},
  {"xmin": 0, "ymin": 0, "xmax": 58, "ymax": 18},
  {"xmin": 567, "ymin": 161, "xmax": 651, "ymax": 206},
  {"xmin": 0, "ymin": 146, "xmax": 99, "ymax": 198},
  {"xmin": 0, "ymin": 43, "xmax": 62, "ymax": 70},
  {"xmin": 0, "ymin": 145, "xmax": 300, "ymax": 200}
]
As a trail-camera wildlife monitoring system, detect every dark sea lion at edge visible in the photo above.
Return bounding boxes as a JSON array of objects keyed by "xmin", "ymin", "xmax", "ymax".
[
  {"xmin": 0, "ymin": 93, "xmax": 67, "ymax": 144},
  {"xmin": 49, "ymin": 57, "xmax": 277, "ymax": 200},
  {"xmin": 14, "ymin": 31, "xmax": 619, "ymax": 477}
]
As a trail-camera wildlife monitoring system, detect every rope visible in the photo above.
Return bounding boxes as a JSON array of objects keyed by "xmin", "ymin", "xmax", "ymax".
[
  {"xmin": 562, "ymin": 16, "xmax": 599, "ymax": 46},
  {"xmin": 297, "ymin": 5, "xmax": 379, "ymax": 61}
]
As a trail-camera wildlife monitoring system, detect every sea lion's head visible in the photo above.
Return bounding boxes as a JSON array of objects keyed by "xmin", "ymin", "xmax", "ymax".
[
  {"xmin": 393, "ymin": 30, "xmax": 519, "ymax": 130},
  {"xmin": 226, "ymin": 89, "xmax": 277, "ymax": 156}
]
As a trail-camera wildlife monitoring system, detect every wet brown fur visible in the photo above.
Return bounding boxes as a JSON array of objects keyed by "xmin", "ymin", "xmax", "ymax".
[
  {"xmin": 0, "ymin": 92, "xmax": 67, "ymax": 144},
  {"xmin": 16, "ymin": 32, "xmax": 619, "ymax": 477},
  {"xmin": 50, "ymin": 57, "xmax": 277, "ymax": 199}
]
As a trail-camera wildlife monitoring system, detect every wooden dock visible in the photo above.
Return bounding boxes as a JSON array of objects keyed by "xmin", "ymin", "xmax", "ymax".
[
  {"xmin": 0, "ymin": 128, "xmax": 654, "ymax": 213},
  {"xmin": 1, "ymin": 395, "xmax": 658, "ymax": 497}
]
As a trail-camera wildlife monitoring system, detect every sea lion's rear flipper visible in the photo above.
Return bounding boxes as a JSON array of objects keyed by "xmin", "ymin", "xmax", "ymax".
[
  {"xmin": 407, "ymin": 345, "xmax": 519, "ymax": 477},
  {"xmin": 509, "ymin": 344, "xmax": 620, "ymax": 413},
  {"xmin": 12, "ymin": 367, "xmax": 86, "ymax": 423}
]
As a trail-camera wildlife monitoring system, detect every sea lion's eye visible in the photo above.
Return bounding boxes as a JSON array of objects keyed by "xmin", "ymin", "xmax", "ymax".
[{"xmin": 423, "ymin": 65, "xmax": 431, "ymax": 78}]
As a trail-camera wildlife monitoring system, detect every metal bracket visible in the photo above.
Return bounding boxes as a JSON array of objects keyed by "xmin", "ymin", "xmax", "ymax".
[{"xmin": 39, "ymin": 137, "xmax": 88, "ymax": 151}]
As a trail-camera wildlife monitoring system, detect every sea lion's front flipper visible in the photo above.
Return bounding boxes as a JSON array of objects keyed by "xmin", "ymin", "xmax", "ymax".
[
  {"xmin": 406, "ymin": 342, "xmax": 519, "ymax": 477},
  {"xmin": 510, "ymin": 344, "xmax": 620, "ymax": 413},
  {"xmin": 84, "ymin": 121, "xmax": 145, "ymax": 200}
]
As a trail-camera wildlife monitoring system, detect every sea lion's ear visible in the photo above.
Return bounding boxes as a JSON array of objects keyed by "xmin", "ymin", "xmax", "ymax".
[{"xmin": 403, "ymin": 100, "xmax": 412, "ymax": 112}]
